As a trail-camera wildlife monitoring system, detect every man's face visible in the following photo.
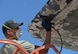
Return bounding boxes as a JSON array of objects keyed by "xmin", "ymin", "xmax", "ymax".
[{"xmin": 6, "ymin": 27, "xmax": 20, "ymax": 40}]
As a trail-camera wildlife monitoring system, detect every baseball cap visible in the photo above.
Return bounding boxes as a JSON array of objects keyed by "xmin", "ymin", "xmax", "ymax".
[{"xmin": 3, "ymin": 20, "xmax": 23, "ymax": 28}]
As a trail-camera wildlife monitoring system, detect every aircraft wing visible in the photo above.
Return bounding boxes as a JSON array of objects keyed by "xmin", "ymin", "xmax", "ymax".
[{"xmin": 28, "ymin": 0, "xmax": 78, "ymax": 51}]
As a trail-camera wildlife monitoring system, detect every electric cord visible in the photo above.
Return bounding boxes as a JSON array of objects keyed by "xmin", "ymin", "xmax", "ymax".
[{"xmin": 52, "ymin": 26, "xmax": 63, "ymax": 53}]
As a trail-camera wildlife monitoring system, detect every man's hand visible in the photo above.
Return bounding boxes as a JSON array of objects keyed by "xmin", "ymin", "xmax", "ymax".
[{"xmin": 42, "ymin": 19, "xmax": 52, "ymax": 31}]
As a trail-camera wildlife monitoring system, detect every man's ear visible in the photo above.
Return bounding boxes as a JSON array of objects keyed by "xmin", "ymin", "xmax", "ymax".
[{"xmin": 7, "ymin": 30, "xmax": 13, "ymax": 35}]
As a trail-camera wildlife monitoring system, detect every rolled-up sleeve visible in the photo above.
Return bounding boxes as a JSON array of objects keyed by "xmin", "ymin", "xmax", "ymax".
[{"xmin": 17, "ymin": 40, "xmax": 35, "ymax": 53}]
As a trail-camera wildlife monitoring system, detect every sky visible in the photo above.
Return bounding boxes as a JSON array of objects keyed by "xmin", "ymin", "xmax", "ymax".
[{"xmin": 0, "ymin": 0, "xmax": 78, "ymax": 54}]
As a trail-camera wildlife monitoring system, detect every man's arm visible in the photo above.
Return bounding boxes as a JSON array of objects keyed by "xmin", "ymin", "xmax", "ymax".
[
  {"xmin": 43, "ymin": 31, "xmax": 51, "ymax": 45},
  {"xmin": 34, "ymin": 19, "xmax": 52, "ymax": 54},
  {"xmin": 35, "ymin": 18, "xmax": 52, "ymax": 47},
  {"xmin": 34, "ymin": 31, "xmax": 51, "ymax": 54},
  {"xmin": 35, "ymin": 19, "xmax": 60, "ymax": 54},
  {"xmin": 35, "ymin": 31, "xmax": 51, "ymax": 48},
  {"xmin": 42, "ymin": 19, "xmax": 52, "ymax": 45}
]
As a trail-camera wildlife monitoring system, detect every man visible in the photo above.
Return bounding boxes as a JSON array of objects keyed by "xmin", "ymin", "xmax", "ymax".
[
  {"xmin": 1, "ymin": 20, "xmax": 35, "ymax": 54},
  {"xmin": 0, "ymin": 20, "xmax": 52, "ymax": 54}
]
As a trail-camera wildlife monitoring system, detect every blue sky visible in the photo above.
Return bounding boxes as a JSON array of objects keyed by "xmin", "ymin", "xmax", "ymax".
[{"xmin": 0, "ymin": 0, "xmax": 78, "ymax": 54}]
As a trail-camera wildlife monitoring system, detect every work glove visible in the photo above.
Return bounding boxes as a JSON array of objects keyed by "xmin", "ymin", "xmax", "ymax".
[{"xmin": 42, "ymin": 19, "xmax": 52, "ymax": 31}]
